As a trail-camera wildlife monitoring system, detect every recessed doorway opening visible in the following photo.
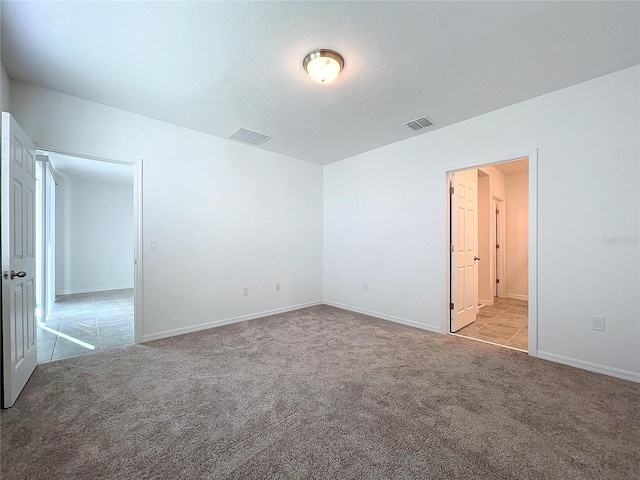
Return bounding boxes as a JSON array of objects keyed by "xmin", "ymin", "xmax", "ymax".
[
  {"xmin": 446, "ymin": 155, "xmax": 534, "ymax": 354},
  {"xmin": 34, "ymin": 151, "xmax": 142, "ymax": 362}
]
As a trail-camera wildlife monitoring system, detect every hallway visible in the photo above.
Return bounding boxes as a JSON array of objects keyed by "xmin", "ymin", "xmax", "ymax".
[{"xmin": 37, "ymin": 289, "xmax": 134, "ymax": 363}]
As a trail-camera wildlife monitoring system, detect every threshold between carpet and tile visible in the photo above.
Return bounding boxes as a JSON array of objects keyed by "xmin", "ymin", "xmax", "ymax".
[{"xmin": 2, "ymin": 305, "xmax": 639, "ymax": 480}]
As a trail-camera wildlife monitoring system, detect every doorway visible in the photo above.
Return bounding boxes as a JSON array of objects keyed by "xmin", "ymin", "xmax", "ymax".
[
  {"xmin": 34, "ymin": 151, "xmax": 141, "ymax": 362},
  {"xmin": 447, "ymin": 155, "xmax": 534, "ymax": 353},
  {"xmin": 2, "ymin": 112, "xmax": 143, "ymax": 407}
]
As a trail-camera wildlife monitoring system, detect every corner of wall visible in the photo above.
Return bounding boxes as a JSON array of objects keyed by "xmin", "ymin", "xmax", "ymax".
[{"xmin": 1, "ymin": 62, "xmax": 10, "ymax": 113}]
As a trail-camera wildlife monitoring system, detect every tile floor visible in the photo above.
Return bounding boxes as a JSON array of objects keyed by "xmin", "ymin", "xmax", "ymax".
[
  {"xmin": 454, "ymin": 297, "xmax": 528, "ymax": 351},
  {"xmin": 37, "ymin": 289, "xmax": 134, "ymax": 363}
]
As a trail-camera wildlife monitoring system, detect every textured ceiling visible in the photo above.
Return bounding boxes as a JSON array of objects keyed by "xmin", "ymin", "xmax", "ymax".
[{"xmin": 2, "ymin": 1, "xmax": 639, "ymax": 165}]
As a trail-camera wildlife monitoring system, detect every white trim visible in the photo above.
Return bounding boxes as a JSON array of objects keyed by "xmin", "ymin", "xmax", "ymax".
[
  {"xmin": 142, "ymin": 301, "xmax": 322, "ymax": 343},
  {"xmin": 445, "ymin": 172, "xmax": 454, "ymax": 336},
  {"xmin": 133, "ymin": 160, "xmax": 143, "ymax": 344},
  {"xmin": 35, "ymin": 143, "xmax": 141, "ymax": 166},
  {"xmin": 35, "ymin": 143, "xmax": 144, "ymax": 345},
  {"xmin": 527, "ymin": 149, "xmax": 538, "ymax": 357},
  {"xmin": 445, "ymin": 152, "xmax": 532, "ymax": 175},
  {"xmin": 444, "ymin": 149, "xmax": 538, "ymax": 357},
  {"xmin": 56, "ymin": 285, "xmax": 134, "ymax": 295},
  {"xmin": 505, "ymin": 293, "xmax": 528, "ymax": 301},
  {"xmin": 35, "ymin": 158, "xmax": 47, "ymax": 320},
  {"xmin": 537, "ymin": 351, "xmax": 640, "ymax": 383},
  {"xmin": 44, "ymin": 159, "xmax": 60, "ymax": 185},
  {"xmin": 323, "ymin": 300, "xmax": 443, "ymax": 334},
  {"xmin": 478, "ymin": 298, "xmax": 494, "ymax": 306},
  {"xmin": 494, "ymin": 197, "xmax": 507, "ymax": 299}
]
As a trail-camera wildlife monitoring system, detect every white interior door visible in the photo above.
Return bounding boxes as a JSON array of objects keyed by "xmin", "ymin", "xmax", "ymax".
[
  {"xmin": 450, "ymin": 169, "xmax": 479, "ymax": 332},
  {"xmin": 2, "ymin": 112, "xmax": 37, "ymax": 408}
]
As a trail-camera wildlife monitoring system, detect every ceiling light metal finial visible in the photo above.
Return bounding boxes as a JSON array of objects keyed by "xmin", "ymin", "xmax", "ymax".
[{"xmin": 303, "ymin": 49, "xmax": 344, "ymax": 84}]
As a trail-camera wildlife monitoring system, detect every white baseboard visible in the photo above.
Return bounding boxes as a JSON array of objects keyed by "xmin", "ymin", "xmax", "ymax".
[
  {"xmin": 537, "ymin": 351, "xmax": 640, "ymax": 383},
  {"xmin": 141, "ymin": 301, "xmax": 323, "ymax": 343},
  {"xmin": 322, "ymin": 300, "xmax": 442, "ymax": 334},
  {"xmin": 478, "ymin": 298, "xmax": 494, "ymax": 306},
  {"xmin": 57, "ymin": 285, "xmax": 134, "ymax": 295},
  {"xmin": 505, "ymin": 293, "xmax": 528, "ymax": 301},
  {"xmin": 139, "ymin": 300, "xmax": 639, "ymax": 384}
]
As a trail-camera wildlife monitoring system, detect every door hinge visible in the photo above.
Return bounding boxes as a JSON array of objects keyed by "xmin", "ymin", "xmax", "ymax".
[
  {"xmin": 450, "ymin": 302, "xmax": 454, "ymax": 310},
  {"xmin": 496, "ymin": 279, "xmax": 500, "ymax": 284},
  {"xmin": 450, "ymin": 186, "xmax": 454, "ymax": 195},
  {"xmin": 496, "ymin": 209, "xmax": 499, "ymax": 214},
  {"xmin": 450, "ymin": 244, "xmax": 454, "ymax": 252},
  {"xmin": 496, "ymin": 244, "xmax": 500, "ymax": 249}
]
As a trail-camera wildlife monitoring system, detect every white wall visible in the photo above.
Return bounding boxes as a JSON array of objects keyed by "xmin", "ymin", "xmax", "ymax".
[
  {"xmin": 55, "ymin": 174, "xmax": 134, "ymax": 295},
  {"xmin": 9, "ymin": 66, "xmax": 639, "ymax": 381},
  {"xmin": 504, "ymin": 171, "xmax": 528, "ymax": 299},
  {"xmin": 0, "ymin": 5, "xmax": 10, "ymax": 111},
  {"xmin": 1, "ymin": 64, "xmax": 9, "ymax": 113},
  {"xmin": 324, "ymin": 66, "xmax": 640, "ymax": 380},
  {"xmin": 10, "ymin": 81, "xmax": 323, "ymax": 339}
]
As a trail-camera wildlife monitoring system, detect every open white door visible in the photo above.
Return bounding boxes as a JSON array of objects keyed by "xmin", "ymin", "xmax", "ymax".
[
  {"xmin": 450, "ymin": 169, "xmax": 479, "ymax": 332},
  {"xmin": 2, "ymin": 112, "xmax": 37, "ymax": 408}
]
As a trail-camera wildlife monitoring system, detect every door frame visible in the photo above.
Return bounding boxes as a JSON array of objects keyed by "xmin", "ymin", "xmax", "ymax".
[
  {"xmin": 35, "ymin": 155, "xmax": 58, "ymax": 322},
  {"xmin": 443, "ymin": 149, "xmax": 538, "ymax": 357},
  {"xmin": 35, "ymin": 144, "xmax": 144, "ymax": 344},
  {"xmin": 493, "ymin": 197, "xmax": 506, "ymax": 299}
]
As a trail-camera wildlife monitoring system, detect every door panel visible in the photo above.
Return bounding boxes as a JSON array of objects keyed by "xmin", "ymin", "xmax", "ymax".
[
  {"xmin": 13, "ymin": 179, "xmax": 23, "ymax": 257},
  {"xmin": 2, "ymin": 112, "xmax": 37, "ymax": 408},
  {"xmin": 451, "ymin": 169, "xmax": 479, "ymax": 332}
]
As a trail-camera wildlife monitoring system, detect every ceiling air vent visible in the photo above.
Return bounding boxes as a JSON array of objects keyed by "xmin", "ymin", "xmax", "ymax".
[
  {"xmin": 227, "ymin": 127, "xmax": 271, "ymax": 146},
  {"xmin": 404, "ymin": 116, "xmax": 435, "ymax": 131}
]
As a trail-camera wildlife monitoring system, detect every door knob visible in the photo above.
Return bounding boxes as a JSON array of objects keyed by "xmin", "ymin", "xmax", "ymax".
[
  {"xmin": 10, "ymin": 270, "xmax": 27, "ymax": 279},
  {"xmin": 474, "ymin": 256, "xmax": 481, "ymax": 261}
]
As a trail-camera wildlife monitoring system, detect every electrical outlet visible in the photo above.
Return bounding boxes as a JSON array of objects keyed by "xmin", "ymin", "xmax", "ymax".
[
  {"xmin": 276, "ymin": 283, "xmax": 281, "ymax": 292},
  {"xmin": 591, "ymin": 316, "xmax": 605, "ymax": 331},
  {"xmin": 242, "ymin": 286, "xmax": 249, "ymax": 296},
  {"xmin": 363, "ymin": 283, "xmax": 368, "ymax": 292}
]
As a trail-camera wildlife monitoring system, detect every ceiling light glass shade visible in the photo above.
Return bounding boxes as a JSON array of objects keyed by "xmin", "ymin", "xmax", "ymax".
[{"xmin": 303, "ymin": 49, "xmax": 344, "ymax": 84}]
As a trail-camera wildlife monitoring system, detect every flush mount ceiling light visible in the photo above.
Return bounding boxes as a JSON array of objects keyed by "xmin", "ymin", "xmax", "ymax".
[{"xmin": 303, "ymin": 49, "xmax": 344, "ymax": 84}]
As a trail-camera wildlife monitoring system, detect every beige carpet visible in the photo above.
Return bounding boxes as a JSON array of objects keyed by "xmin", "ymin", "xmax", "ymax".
[{"xmin": 2, "ymin": 305, "xmax": 639, "ymax": 479}]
